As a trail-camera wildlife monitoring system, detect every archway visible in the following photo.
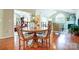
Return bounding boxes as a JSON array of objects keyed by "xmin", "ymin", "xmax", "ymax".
[
  {"xmin": 55, "ymin": 13, "xmax": 65, "ymax": 23},
  {"xmin": 54, "ymin": 13, "xmax": 66, "ymax": 31}
]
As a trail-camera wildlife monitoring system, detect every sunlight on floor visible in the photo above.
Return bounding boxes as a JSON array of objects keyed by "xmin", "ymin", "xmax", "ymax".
[
  {"xmin": 57, "ymin": 33, "xmax": 68, "ymax": 49},
  {"xmin": 58, "ymin": 34, "xmax": 66, "ymax": 44}
]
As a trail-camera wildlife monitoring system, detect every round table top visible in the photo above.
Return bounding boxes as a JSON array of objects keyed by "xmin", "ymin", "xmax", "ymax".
[{"xmin": 22, "ymin": 27, "xmax": 48, "ymax": 32}]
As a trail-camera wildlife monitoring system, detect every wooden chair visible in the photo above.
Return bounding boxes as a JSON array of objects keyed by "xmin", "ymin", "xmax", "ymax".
[
  {"xmin": 16, "ymin": 25, "xmax": 33, "ymax": 50},
  {"xmin": 38, "ymin": 21, "xmax": 52, "ymax": 48},
  {"xmin": 16, "ymin": 25, "xmax": 25, "ymax": 50},
  {"xmin": 15, "ymin": 17, "xmax": 35, "ymax": 50}
]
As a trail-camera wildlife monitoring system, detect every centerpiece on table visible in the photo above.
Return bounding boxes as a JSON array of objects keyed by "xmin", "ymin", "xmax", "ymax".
[{"xmin": 31, "ymin": 15, "xmax": 41, "ymax": 30}]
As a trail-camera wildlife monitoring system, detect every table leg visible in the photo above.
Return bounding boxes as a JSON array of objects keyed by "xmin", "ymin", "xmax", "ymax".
[{"xmin": 31, "ymin": 32, "xmax": 39, "ymax": 48}]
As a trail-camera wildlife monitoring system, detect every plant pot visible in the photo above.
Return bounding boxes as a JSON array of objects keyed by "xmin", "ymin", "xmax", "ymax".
[
  {"xmin": 72, "ymin": 34, "xmax": 79, "ymax": 43},
  {"xmin": 74, "ymin": 33, "xmax": 79, "ymax": 36}
]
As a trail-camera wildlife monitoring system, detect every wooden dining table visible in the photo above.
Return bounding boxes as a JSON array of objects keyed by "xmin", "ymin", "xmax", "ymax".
[{"xmin": 22, "ymin": 27, "xmax": 48, "ymax": 48}]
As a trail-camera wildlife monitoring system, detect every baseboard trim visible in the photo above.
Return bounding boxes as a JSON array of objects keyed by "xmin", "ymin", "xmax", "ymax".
[{"xmin": 0, "ymin": 36, "xmax": 14, "ymax": 39}]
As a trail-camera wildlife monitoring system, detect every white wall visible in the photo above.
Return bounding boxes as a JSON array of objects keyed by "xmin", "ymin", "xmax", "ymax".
[
  {"xmin": 76, "ymin": 11, "xmax": 79, "ymax": 25},
  {"xmin": 0, "ymin": 9, "xmax": 14, "ymax": 39},
  {"xmin": 0, "ymin": 10, "xmax": 4, "ymax": 38}
]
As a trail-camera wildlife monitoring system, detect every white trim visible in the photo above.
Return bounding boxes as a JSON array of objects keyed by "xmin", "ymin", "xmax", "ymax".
[{"xmin": 0, "ymin": 35, "xmax": 14, "ymax": 39}]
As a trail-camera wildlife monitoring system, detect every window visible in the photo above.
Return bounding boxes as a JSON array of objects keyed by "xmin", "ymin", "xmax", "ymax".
[
  {"xmin": 14, "ymin": 10, "xmax": 31, "ymax": 26},
  {"xmin": 40, "ymin": 16, "xmax": 48, "ymax": 28},
  {"xmin": 55, "ymin": 13, "xmax": 65, "ymax": 23}
]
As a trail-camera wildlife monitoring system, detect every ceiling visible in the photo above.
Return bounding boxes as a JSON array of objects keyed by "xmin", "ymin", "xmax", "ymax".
[
  {"xmin": 17, "ymin": 9, "xmax": 79, "ymax": 18},
  {"xmin": 17, "ymin": 9, "xmax": 36, "ymax": 15},
  {"xmin": 57, "ymin": 9, "xmax": 78, "ymax": 14},
  {"xmin": 35, "ymin": 9, "xmax": 79, "ymax": 18}
]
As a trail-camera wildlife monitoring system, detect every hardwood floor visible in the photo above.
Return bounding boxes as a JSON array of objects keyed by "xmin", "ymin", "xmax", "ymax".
[
  {"xmin": 55, "ymin": 32, "xmax": 79, "ymax": 50},
  {"xmin": 0, "ymin": 37, "xmax": 14, "ymax": 50},
  {"xmin": 0, "ymin": 32, "xmax": 79, "ymax": 50}
]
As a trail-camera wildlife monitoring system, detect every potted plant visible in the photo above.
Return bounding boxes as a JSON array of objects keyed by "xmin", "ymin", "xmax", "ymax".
[{"xmin": 69, "ymin": 24, "xmax": 79, "ymax": 36}]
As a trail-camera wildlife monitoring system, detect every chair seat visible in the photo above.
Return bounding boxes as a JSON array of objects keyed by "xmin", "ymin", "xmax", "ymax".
[
  {"xmin": 25, "ymin": 32, "xmax": 34, "ymax": 39},
  {"xmin": 37, "ymin": 32, "xmax": 47, "ymax": 37}
]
